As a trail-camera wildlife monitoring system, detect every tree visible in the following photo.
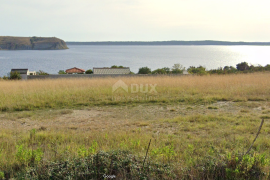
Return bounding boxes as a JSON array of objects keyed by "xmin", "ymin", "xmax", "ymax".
[
  {"xmin": 187, "ymin": 66, "xmax": 208, "ymax": 75},
  {"xmin": 236, "ymin": 62, "xmax": 249, "ymax": 71},
  {"xmin": 36, "ymin": 70, "xmax": 49, "ymax": 75},
  {"xmin": 85, "ymin": 69, "xmax": 93, "ymax": 74},
  {"xmin": 152, "ymin": 68, "xmax": 167, "ymax": 74},
  {"xmin": 171, "ymin": 64, "xmax": 185, "ymax": 74},
  {"xmin": 265, "ymin": 64, "xmax": 270, "ymax": 71},
  {"xmin": 10, "ymin": 71, "xmax": 22, "ymax": 80},
  {"xmin": 2, "ymin": 76, "xmax": 9, "ymax": 80},
  {"xmin": 162, "ymin": 67, "xmax": 171, "ymax": 74},
  {"xmin": 111, "ymin": 65, "xmax": 124, "ymax": 68},
  {"xmin": 58, "ymin": 70, "xmax": 67, "ymax": 74},
  {"xmin": 138, "ymin": 67, "xmax": 151, "ymax": 74},
  {"xmin": 223, "ymin": 66, "xmax": 237, "ymax": 74}
]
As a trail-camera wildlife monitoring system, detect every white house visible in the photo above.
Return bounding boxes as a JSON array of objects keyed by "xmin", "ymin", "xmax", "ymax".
[{"xmin": 10, "ymin": 69, "xmax": 36, "ymax": 80}]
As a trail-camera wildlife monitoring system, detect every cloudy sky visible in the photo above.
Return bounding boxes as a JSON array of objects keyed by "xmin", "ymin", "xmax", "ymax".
[{"xmin": 1, "ymin": 0, "xmax": 270, "ymax": 41}]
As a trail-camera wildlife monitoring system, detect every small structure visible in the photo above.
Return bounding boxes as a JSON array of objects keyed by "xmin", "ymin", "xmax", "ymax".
[
  {"xmin": 183, "ymin": 70, "xmax": 189, "ymax": 75},
  {"xmin": 65, "ymin": 67, "xmax": 85, "ymax": 74},
  {"xmin": 93, "ymin": 67, "xmax": 130, "ymax": 75},
  {"xmin": 10, "ymin": 69, "xmax": 36, "ymax": 80}
]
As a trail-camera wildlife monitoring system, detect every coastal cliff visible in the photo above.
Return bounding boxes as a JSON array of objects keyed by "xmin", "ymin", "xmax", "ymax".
[{"xmin": 0, "ymin": 36, "xmax": 68, "ymax": 50}]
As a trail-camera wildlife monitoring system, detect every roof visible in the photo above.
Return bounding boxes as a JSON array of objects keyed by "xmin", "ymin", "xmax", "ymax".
[
  {"xmin": 65, "ymin": 67, "xmax": 85, "ymax": 73},
  {"xmin": 93, "ymin": 68, "xmax": 130, "ymax": 74},
  {"xmin": 11, "ymin": 69, "xmax": 29, "ymax": 74}
]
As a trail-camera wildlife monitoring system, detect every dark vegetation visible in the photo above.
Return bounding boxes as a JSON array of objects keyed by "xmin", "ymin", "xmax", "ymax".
[
  {"xmin": 85, "ymin": 69, "xmax": 93, "ymax": 74},
  {"xmin": 13, "ymin": 150, "xmax": 174, "ymax": 180},
  {"xmin": 9, "ymin": 71, "xmax": 22, "ymax": 80},
  {"xmin": 0, "ymin": 71, "xmax": 22, "ymax": 80},
  {"xmin": 58, "ymin": 70, "xmax": 67, "ymax": 74},
  {"xmin": 36, "ymin": 70, "xmax": 49, "ymax": 75},
  {"xmin": 138, "ymin": 67, "xmax": 152, "ymax": 74},
  {"xmin": 137, "ymin": 62, "xmax": 270, "ymax": 75},
  {"xmin": 111, "ymin": 65, "xmax": 125, "ymax": 68},
  {"xmin": 5, "ymin": 147, "xmax": 270, "ymax": 179}
]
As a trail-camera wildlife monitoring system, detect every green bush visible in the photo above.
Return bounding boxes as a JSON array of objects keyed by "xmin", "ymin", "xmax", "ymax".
[
  {"xmin": 16, "ymin": 150, "xmax": 174, "ymax": 179},
  {"xmin": 10, "ymin": 71, "xmax": 22, "ymax": 80},
  {"xmin": 265, "ymin": 64, "xmax": 270, "ymax": 71},
  {"xmin": 85, "ymin": 69, "xmax": 93, "ymax": 74},
  {"xmin": 172, "ymin": 64, "xmax": 185, "ymax": 74},
  {"xmin": 152, "ymin": 67, "xmax": 171, "ymax": 74},
  {"xmin": 187, "ymin": 66, "xmax": 208, "ymax": 75},
  {"xmin": 58, "ymin": 70, "xmax": 67, "ymax": 74},
  {"xmin": 138, "ymin": 67, "xmax": 151, "ymax": 74},
  {"xmin": 36, "ymin": 70, "xmax": 49, "ymax": 75},
  {"xmin": 111, "ymin": 65, "xmax": 124, "ymax": 68},
  {"xmin": 152, "ymin": 68, "xmax": 167, "ymax": 74},
  {"xmin": 0, "ymin": 171, "xmax": 4, "ymax": 180},
  {"xmin": 2, "ymin": 76, "xmax": 9, "ymax": 80},
  {"xmin": 236, "ymin": 62, "xmax": 249, "ymax": 71},
  {"xmin": 184, "ymin": 152, "xmax": 270, "ymax": 180}
]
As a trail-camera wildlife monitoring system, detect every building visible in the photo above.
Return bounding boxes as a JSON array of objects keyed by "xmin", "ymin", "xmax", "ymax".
[
  {"xmin": 93, "ymin": 67, "xmax": 130, "ymax": 74},
  {"xmin": 183, "ymin": 70, "xmax": 189, "ymax": 75},
  {"xmin": 10, "ymin": 69, "xmax": 36, "ymax": 80},
  {"xmin": 65, "ymin": 67, "xmax": 85, "ymax": 74}
]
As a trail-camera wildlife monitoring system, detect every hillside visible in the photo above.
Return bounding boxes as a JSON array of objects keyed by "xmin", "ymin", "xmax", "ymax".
[
  {"xmin": 66, "ymin": 40, "xmax": 270, "ymax": 46},
  {"xmin": 0, "ymin": 36, "xmax": 68, "ymax": 50}
]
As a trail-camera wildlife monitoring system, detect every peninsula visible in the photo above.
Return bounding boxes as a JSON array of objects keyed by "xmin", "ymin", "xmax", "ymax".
[
  {"xmin": 66, "ymin": 40, "xmax": 270, "ymax": 46},
  {"xmin": 0, "ymin": 36, "xmax": 68, "ymax": 50}
]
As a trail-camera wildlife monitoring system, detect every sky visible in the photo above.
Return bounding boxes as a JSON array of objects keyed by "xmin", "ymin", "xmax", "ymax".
[{"xmin": 1, "ymin": 0, "xmax": 270, "ymax": 41}]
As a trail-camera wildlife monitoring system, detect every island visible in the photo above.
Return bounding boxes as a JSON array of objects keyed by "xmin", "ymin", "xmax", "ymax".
[{"xmin": 0, "ymin": 36, "xmax": 68, "ymax": 50}]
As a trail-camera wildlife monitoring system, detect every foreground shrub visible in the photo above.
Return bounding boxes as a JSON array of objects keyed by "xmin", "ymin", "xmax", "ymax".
[
  {"xmin": 16, "ymin": 150, "xmax": 174, "ymax": 179},
  {"xmin": 183, "ymin": 152, "xmax": 270, "ymax": 180}
]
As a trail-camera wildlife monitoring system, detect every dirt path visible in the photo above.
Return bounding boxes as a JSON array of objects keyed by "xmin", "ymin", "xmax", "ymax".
[{"xmin": 0, "ymin": 101, "xmax": 269, "ymax": 132}]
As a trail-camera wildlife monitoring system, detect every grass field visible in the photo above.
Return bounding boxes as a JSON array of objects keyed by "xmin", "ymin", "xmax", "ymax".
[
  {"xmin": 0, "ymin": 73, "xmax": 270, "ymax": 179},
  {"xmin": 0, "ymin": 73, "xmax": 270, "ymax": 111}
]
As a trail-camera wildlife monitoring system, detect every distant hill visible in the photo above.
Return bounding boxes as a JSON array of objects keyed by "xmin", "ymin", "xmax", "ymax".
[
  {"xmin": 0, "ymin": 36, "xmax": 68, "ymax": 50},
  {"xmin": 66, "ymin": 40, "xmax": 270, "ymax": 46}
]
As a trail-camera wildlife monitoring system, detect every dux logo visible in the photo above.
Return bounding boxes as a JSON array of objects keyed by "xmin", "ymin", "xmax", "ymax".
[
  {"xmin": 112, "ymin": 80, "xmax": 157, "ymax": 93},
  {"xmin": 112, "ymin": 80, "xmax": 128, "ymax": 93}
]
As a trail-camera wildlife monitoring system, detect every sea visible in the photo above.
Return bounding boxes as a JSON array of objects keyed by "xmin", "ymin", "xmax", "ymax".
[{"xmin": 0, "ymin": 45, "xmax": 270, "ymax": 77}]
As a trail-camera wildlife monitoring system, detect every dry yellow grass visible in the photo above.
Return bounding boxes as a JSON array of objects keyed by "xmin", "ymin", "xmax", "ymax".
[
  {"xmin": 1, "ymin": 73, "xmax": 270, "ymax": 178},
  {"xmin": 0, "ymin": 73, "xmax": 269, "ymax": 111}
]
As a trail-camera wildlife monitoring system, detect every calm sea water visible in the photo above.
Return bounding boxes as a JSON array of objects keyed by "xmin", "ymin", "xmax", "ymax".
[{"xmin": 0, "ymin": 45, "xmax": 270, "ymax": 76}]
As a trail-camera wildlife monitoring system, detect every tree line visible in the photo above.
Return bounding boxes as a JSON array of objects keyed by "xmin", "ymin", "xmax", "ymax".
[{"xmin": 138, "ymin": 62, "xmax": 270, "ymax": 75}]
